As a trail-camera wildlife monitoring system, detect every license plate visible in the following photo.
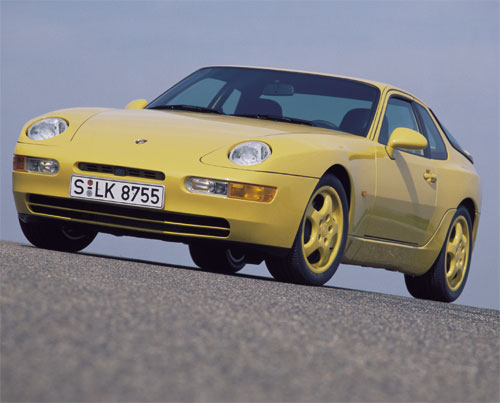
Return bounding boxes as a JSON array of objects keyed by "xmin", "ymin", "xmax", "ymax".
[{"xmin": 70, "ymin": 175, "xmax": 165, "ymax": 209}]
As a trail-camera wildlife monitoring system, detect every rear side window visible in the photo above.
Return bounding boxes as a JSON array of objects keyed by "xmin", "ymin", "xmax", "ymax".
[
  {"xmin": 414, "ymin": 103, "xmax": 447, "ymax": 160},
  {"xmin": 430, "ymin": 109, "xmax": 473, "ymax": 163}
]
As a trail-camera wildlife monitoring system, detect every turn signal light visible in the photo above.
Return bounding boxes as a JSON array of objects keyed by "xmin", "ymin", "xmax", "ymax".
[
  {"xmin": 228, "ymin": 183, "xmax": 276, "ymax": 203},
  {"xmin": 13, "ymin": 155, "xmax": 26, "ymax": 171},
  {"xmin": 185, "ymin": 177, "xmax": 276, "ymax": 203}
]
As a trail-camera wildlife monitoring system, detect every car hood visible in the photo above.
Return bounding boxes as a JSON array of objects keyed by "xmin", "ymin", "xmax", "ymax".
[
  {"xmin": 68, "ymin": 108, "xmax": 371, "ymax": 177},
  {"xmin": 71, "ymin": 108, "xmax": 325, "ymax": 153}
]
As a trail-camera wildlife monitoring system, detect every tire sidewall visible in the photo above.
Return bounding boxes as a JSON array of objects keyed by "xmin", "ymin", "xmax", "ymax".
[
  {"xmin": 189, "ymin": 243, "xmax": 245, "ymax": 273},
  {"xmin": 226, "ymin": 249, "xmax": 246, "ymax": 271},
  {"xmin": 19, "ymin": 219, "xmax": 96, "ymax": 252}
]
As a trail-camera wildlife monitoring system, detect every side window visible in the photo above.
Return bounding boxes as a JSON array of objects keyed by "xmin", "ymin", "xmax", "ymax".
[
  {"xmin": 379, "ymin": 97, "xmax": 423, "ymax": 156},
  {"xmin": 167, "ymin": 78, "xmax": 226, "ymax": 107},
  {"xmin": 414, "ymin": 104, "xmax": 448, "ymax": 160}
]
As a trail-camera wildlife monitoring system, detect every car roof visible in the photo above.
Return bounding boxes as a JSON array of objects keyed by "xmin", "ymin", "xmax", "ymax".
[{"xmin": 204, "ymin": 65, "xmax": 425, "ymax": 104}]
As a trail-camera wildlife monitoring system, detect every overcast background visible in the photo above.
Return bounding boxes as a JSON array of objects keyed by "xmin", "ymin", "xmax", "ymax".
[{"xmin": 1, "ymin": 1, "xmax": 498, "ymax": 309}]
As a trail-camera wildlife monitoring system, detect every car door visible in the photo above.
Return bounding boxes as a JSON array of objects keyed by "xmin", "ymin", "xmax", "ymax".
[{"xmin": 364, "ymin": 94, "xmax": 438, "ymax": 246}]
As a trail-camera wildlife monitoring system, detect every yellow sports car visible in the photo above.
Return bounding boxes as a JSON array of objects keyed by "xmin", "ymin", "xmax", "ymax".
[{"xmin": 12, "ymin": 66, "xmax": 481, "ymax": 302}]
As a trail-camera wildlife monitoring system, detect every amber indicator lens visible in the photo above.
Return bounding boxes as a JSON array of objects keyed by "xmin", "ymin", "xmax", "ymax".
[
  {"xmin": 228, "ymin": 183, "xmax": 276, "ymax": 203},
  {"xmin": 13, "ymin": 155, "xmax": 26, "ymax": 171}
]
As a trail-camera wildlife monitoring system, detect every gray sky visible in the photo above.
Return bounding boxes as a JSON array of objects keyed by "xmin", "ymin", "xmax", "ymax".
[{"xmin": 1, "ymin": 1, "xmax": 498, "ymax": 309}]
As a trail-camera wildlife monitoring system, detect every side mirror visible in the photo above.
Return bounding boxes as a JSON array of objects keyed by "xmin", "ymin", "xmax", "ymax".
[
  {"xmin": 125, "ymin": 99, "xmax": 148, "ymax": 110},
  {"xmin": 386, "ymin": 127, "xmax": 428, "ymax": 159}
]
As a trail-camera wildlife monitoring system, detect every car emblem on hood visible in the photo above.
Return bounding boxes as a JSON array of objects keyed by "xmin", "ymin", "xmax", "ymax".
[{"xmin": 135, "ymin": 139, "xmax": 148, "ymax": 144}]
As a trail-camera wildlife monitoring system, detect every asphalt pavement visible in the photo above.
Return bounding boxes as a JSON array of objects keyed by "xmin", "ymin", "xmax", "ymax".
[{"xmin": 1, "ymin": 240, "xmax": 499, "ymax": 402}]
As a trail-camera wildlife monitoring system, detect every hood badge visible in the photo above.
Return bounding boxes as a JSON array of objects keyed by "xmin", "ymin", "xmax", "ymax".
[{"xmin": 135, "ymin": 139, "xmax": 148, "ymax": 144}]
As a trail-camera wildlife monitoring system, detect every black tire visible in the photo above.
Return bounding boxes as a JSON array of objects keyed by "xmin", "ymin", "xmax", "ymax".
[
  {"xmin": 266, "ymin": 174, "xmax": 348, "ymax": 286},
  {"xmin": 404, "ymin": 274, "xmax": 431, "ymax": 299},
  {"xmin": 19, "ymin": 219, "xmax": 97, "ymax": 252},
  {"xmin": 405, "ymin": 206, "xmax": 473, "ymax": 302},
  {"xmin": 189, "ymin": 243, "xmax": 246, "ymax": 274}
]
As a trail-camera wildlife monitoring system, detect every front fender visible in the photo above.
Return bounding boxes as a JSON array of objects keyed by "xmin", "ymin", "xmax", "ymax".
[
  {"xmin": 201, "ymin": 132, "xmax": 373, "ymax": 177},
  {"xmin": 202, "ymin": 132, "xmax": 379, "ymax": 236}
]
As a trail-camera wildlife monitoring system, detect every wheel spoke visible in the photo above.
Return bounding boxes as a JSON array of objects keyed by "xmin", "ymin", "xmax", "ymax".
[
  {"xmin": 328, "ymin": 232, "xmax": 338, "ymax": 252},
  {"xmin": 330, "ymin": 221, "xmax": 338, "ymax": 238},
  {"xmin": 306, "ymin": 205, "xmax": 322, "ymax": 228},
  {"xmin": 455, "ymin": 222, "xmax": 464, "ymax": 244},
  {"xmin": 447, "ymin": 236, "xmax": 459, "ymax": 257},
  {"xmin": 304, "ymin": 236, "xmax": 320, "ymax": 257},
  {"xmin": 319, "ymin": 194, "xmax": 333, "ymax": 218},
  {"xmin": 446, "ymin": 259, "xmax": 459, "ymax": 280},
  {"xmin": 317, "ymin": 242, "xmax": 331, "ymax": 266}
]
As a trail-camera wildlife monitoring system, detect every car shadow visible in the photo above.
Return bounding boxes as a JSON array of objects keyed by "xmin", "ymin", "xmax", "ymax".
[
  {"xmin": 16, "ymin": 243, "xmax": 490, "ymax": 312},
  {"xmin": 77, "ymin": 250, "xmax": 356, "ymax": 291},
  {"xmin": 17, "ymin": 243, "xmax": 386, "ymax": 294}
]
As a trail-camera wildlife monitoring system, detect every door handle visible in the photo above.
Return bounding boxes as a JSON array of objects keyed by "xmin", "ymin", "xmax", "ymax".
[{"xmin": 423, "ymin": 170, "xmax": 437, "ymax": 183}]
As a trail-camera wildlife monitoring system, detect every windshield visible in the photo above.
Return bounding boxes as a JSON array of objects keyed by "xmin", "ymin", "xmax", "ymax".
[{"xmin": 148, "ymin": 67, "xmax": 380, "ymax": 137}]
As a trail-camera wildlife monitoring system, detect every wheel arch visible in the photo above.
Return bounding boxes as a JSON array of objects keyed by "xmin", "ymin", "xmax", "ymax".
[
  {"xmin": 458, "ymin": 198, "xmax": 476, "ymax": 223},
  {"xmin": 323, "ymin": 164, "xmax": 352, "ymax": 211},
  {"xmin": 458, "ymin": 197, "xmax": 479, "ymax": 246}
]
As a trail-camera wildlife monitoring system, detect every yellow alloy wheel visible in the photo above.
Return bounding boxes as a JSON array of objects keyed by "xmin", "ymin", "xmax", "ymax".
[
  {"xmin": 404, "ymin": 206, "xmax": 473, "ymax": 302},
  {"xmin": 265, "ymin": 174, "xmax": 348, "ymax": 286},
  {"xmin": 301, "ymin": 186, "xmax": 344, "ymax": 274},
  {"xmin": 445, "ymin": 216, "xmax": 470, "ymax": 291}
]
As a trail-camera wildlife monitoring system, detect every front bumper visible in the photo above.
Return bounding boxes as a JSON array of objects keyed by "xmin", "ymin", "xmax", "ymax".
[{"xmin": 13, "ymin": 142, "xmax": 318, "ymax": 250}]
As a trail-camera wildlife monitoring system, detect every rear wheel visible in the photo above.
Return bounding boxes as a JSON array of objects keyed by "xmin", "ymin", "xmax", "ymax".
[
  {"xmin": 405, "ymin": 206, "xmax": 472, "ymax": 302},
  {"xmin": 266, "ymin": 174, "xmax": 348, "ymax": 286},
  {"xmin": 19, "ymin": 219, "xmax": 97, "ymax": 252},
  {"xmin": 189, "ymin": 243, "xmax": 246, "ymax": 274}
]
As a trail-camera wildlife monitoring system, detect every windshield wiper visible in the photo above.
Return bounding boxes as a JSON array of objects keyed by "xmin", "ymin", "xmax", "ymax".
[
  {"xmin": 233, "ymin": 113, "xmax": 313, "ymax": 127},
  {"xmin": 148, "ymin": 104, "xmax": 224, "ymax": 114}
]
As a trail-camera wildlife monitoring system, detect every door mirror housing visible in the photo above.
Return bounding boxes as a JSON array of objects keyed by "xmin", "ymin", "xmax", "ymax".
[
  {"xmin": 125, "ymin": 99, "xmax": 148, "ymax": 110},
  {"xmin": 386, "ymin": 127, "xmax": 428, "ymax": 159}
]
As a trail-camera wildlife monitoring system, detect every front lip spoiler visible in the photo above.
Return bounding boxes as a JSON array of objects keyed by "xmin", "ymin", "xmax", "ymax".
[{"xmin": 18, "ymin": 213, "xmax": 290, "ymax": 261}]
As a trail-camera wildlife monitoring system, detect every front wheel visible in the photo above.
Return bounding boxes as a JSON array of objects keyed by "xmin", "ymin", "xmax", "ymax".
[
  {"xmin": 19, "ymin": 219, "xmax": 97, "ymax": 252},
  {"xmin": 405, "ymin": 206, "xmax": 473, "ymax": 302},
  {"xmin": 266, "ymin": 174, "xmax": 348, "ymax": 286},
  {"xmin": 189, "ymin": 243, "xmax": 246, "ymax": 274}
]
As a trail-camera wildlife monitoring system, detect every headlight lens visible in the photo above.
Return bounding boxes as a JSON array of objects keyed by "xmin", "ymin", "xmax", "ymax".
[
  {"xmin": 27, "ymin": 118, "xmax": 68, "ymax": 140},
  {"xmin": 13, "ymin": 155, "xmax": 59, "ymax": 175},
  {"xmin": 229, "ymin": 141, "xmax": 271, "ymax": 166}
]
